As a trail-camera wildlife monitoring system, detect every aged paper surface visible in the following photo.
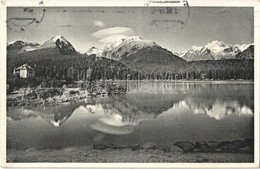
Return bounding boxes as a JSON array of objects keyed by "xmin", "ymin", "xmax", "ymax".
[{"xmin": 0, "ymin": 0, "xmax": 259, "ymax": 168}]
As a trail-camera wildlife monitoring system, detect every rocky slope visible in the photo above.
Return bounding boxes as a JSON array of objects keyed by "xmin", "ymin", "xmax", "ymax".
[{"xmin": 235, "ymin": 44, "xmax": 254, "ymax": 59}]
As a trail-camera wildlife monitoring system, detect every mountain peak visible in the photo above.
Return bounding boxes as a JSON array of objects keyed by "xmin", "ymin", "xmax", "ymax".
[
  {"xmin": 205, "ymin": 40, "xmax": 231, "ymax": 51},
  {"xmin": 103, "ymin": 36, "xmax": 157, "ymax": 60},
  {"xmin": 8, "ymin": 40, "xmax": 24, "ymax": 46},
  {"xmin": 50, "ymin": 35, "xmax": 64, "ymax": 41},
  {"xmin": 40, "ymin": 35, "xmax": 76, "ymax": 54}
]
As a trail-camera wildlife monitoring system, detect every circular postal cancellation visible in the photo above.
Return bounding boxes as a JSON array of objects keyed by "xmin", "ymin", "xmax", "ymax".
[
  {"xmin": 146, "ymin": 0, "xmax": 190, "ymax": 30},
  {"xmin": 6, "ymin": 7, "xmax": 46, "ymax": 33}
]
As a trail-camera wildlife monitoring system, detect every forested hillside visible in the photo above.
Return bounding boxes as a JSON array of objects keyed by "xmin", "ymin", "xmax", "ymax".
[
  {"xmin": 7, "ymin": 48, "xmax": 134, "ymax": 88},
  {"xmin": 7, "ymin": 36, "xmax": 254, "ymax": 90}
]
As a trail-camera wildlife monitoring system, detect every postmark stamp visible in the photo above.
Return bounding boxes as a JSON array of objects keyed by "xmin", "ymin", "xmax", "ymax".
[
  {"xmin": 7, "ymin": 8, "xmax": 46, "ymax": 33},
  {"xmin": 147, "ymin": 0, "xmax": 190, "ymax": 30}
]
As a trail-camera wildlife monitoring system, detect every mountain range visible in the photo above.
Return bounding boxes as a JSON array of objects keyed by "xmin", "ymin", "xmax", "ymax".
[
  {"xmin": 179, "ymin": 41, "xmax": 253, "ymax": 61},
  {"xmin": 7, "ymin": 41, "xmax": 40, "ymax": 54},
  {"xmin": 8, "ymin": 36, "xmax": 253, "ymax": 62},
  {"xmin": 7, "ymin": 35, "xmax": 132, "ymax": 81},
  {"xmin": 7, "ymin": 35, "xmax": 254, "ymax": 81},
  {"xmin": 7, "ymin": 35, "xmax": 77, "ymax": 55}
]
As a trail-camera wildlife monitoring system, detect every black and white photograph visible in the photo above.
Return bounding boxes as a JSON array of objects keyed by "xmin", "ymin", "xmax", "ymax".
[{"xmin": 1, "ymin": 0, "xmax": 260, "ymax": 166}]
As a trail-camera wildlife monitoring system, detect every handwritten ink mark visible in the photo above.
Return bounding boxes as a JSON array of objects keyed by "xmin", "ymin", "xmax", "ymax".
[
  {"xmin": 116, "ymin": 10, "xmax": 125, "ymax": 13},
  {"xmin": 96, "ymin": 10, "xmax": 105, "ymax": 13},
  {"xmin": 39, "ymin": 1, "xmax": 44, "ymax": 5},
  {"xmin": 0, "ymin": 0, "xmax": 5, "ymax": 5},
  {"xmin": 7, "ymin": 8, "xmax": 46, "ymax": 33},
  {"xmin": 24, "ymin": 8, "xmax": 34, "ymax": 13},
  {"xmin": 59, "ymin": 24, "xmax": 72, "ymax": 27},
  {"xmin": 35, "ymin": 9, "xmax": 45, "ymax": 26},
  {"xmin": 144, "ymin": 2, "xmax": 150, "ymax": 6},
  {"xmin": 181, "ymin": 0, "xmax": 190, "ymax": 26},
  {"xmin": 151, "ymin": 7, "xmax": 178, "ymax": 14},
  {"xmin": 151, "ymin": 19, "xmax": 184, "ymax": 25}
]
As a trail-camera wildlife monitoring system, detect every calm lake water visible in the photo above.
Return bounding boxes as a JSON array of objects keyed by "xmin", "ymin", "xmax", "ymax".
[{"xmin": 7, "ymin": 82, "xmax": 254, "ymax": 150}]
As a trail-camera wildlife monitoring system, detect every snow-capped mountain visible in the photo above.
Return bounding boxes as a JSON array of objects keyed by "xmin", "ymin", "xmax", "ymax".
[
  {"xmin": 38, "ymin": 35, "xmax": 76, "ymax": 54},
  {"xmin": 102, "ymin": 36, "xmax": 157, "ymax": 61},
  {"xmin": 180, "ymin": 40, "xmax": 253, "ymax": 61},
  {"xmin": 86, "ymin": 47, "xmax": 103, "ymax": 57},
  {"xmin": 101, "ymin": 36, "xmax": 187, "ymax": 72},
  {"xmin": 7, "ymin": 40, "xmax": 40, "ymax": 53},
  {"xmin": 180, "ymin": 46, "xmax": 215, "ymax": 61}
]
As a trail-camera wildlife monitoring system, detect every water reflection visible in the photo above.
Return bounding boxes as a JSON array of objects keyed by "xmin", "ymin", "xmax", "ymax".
[
  {"xmin": 173, "ymin": 99, "xmax": 253, "ymax": 120},
  {"xmin": 77, "ymin": 95, "xmax": 160, "ymax": 135},
  {"xmin": 7, "ymin": 84, "xmax": 254, "ymax": 127},
  {"xmin": 7, "ymin": 83, "xmax": 254, "ymax": 149},
  {"xmin": 7, "ymin": 102, "xmax": 83, "ymax": 127}
]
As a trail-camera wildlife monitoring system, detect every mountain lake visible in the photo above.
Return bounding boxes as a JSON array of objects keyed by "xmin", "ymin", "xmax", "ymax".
[{"xmin": 7, "ymin": 81, "xmax": 254, "ymax": 152}]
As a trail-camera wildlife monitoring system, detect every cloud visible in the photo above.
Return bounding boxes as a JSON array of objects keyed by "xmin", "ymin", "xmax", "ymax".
[
  {"xmin": 93, "ymin": 20, "xmax": 105, "ymax": 27},
  {"xmin": 98, "ymin": 35, "xmax": 129, "ymax": 43},
  {"xmin": 91, "ymin": 27, "xmax": 134, "ymax": 39}
]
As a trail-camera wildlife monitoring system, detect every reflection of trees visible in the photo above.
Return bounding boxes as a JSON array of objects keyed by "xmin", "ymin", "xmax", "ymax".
[
  {"xmin": 7, "ymin": 102, "xmax": 83, "ymax": 127},
  {"xmin": 173, "ymin": 99, "xmax": 253, "ymax": 120},
  {"xmin": 7, "ymin": 108, "xmax": 38, "ymax": 120}
]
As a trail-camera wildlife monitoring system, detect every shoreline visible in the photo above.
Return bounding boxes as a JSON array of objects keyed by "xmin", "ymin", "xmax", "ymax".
[
  {"xmin": 7, "ymin": 80, "xmax": 253, "ymax": 107},
  {"xmin": 7, "ymin": 139, "xmax": 254, "ymax": 162}
]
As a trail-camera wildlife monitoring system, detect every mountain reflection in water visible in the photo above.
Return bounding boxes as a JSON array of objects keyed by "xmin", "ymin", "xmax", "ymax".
[
  {"xmin": 8, "ymin": 84, "xmax": 254, "ymax": 124},
  {"xmin": 7, "ymin": 83, "xmax": 254, "ymax": 149},
  {"xmin": 173, "ymin": 99, "xmax": 253, "ymax": 120},
  {"xmin": 75, "ymin": 95, "xmax": 163, "ymax": 135}
]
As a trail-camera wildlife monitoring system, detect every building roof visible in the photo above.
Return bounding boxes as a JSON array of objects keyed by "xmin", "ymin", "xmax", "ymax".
[{"xmin": 15, "ymin": 64, "xmax": 34, "ymax": 71}]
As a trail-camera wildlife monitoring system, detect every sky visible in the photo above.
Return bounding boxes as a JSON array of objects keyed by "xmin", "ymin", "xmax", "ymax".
[{"xmin": 7, "ymin": 7, "xmax": 253, "ymax": 53}]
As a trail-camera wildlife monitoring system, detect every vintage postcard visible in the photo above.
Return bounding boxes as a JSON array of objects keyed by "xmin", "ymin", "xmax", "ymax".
[{"xmin": 0, "ymin": 0, "xmax": 259, "ymax": 168}]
